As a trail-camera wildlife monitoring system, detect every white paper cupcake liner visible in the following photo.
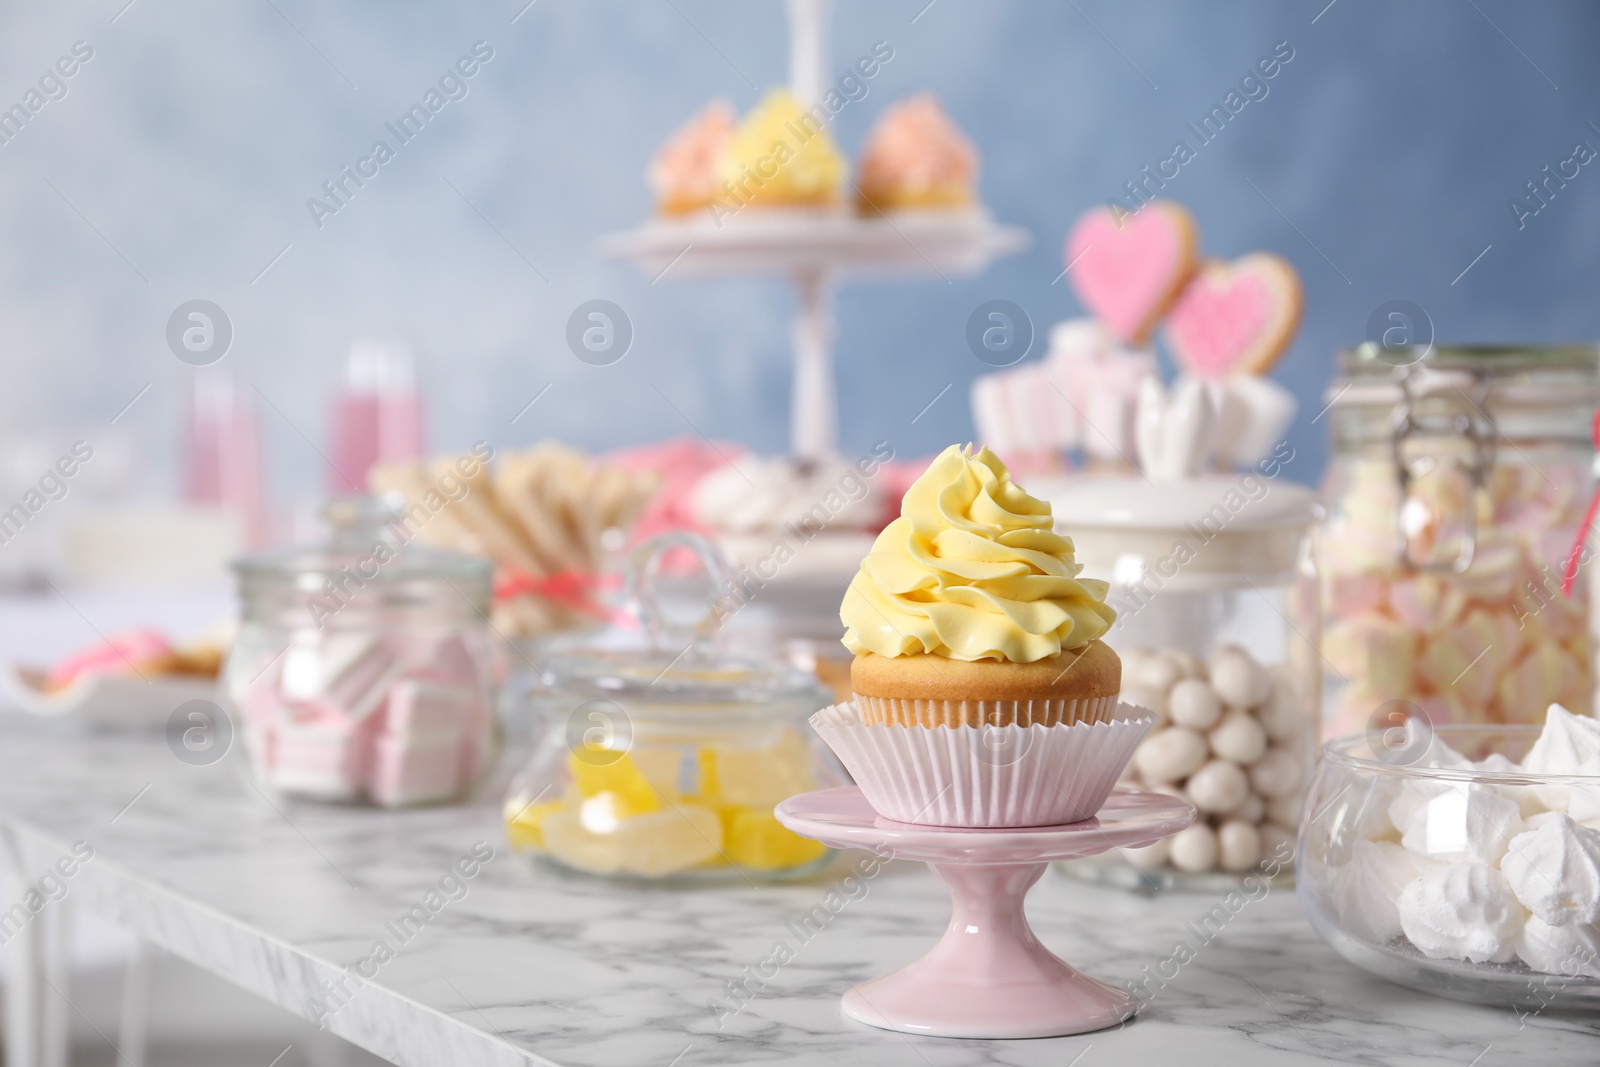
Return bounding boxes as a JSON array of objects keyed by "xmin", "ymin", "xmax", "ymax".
[
  {"xmin": 853, "ymin": 694, "xmax": 1117, "ymax": 728},
  {"xmin": 810, "ymin": 701, "xmax": 1156, "ymax": 827}
]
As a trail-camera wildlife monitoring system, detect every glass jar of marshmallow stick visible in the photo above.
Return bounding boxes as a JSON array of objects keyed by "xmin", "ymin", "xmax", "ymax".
[
  {"xmin": 1318, "ymin": 345, "xmax": 1600, "ymax": 741},
  {"xmin": 223, "ymin": 497, "xmax": 501, "ymax": 807},
  {"xmin": 1040, "ymin": 448, "xmax": 1322, "ymax": 889}
]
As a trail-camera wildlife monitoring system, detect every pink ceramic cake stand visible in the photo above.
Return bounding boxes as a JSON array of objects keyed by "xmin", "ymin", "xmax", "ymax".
[{"xmin": 775, "ymin": 786, "xmax": 1195, "ymax": 1039}]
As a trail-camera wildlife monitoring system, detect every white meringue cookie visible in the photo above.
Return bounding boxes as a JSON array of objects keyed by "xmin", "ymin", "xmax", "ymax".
[
  {"xmin": 1331, "ymin": 840, "xmax": 1428, "ymax": 942},
  {"xmin": 1521, "ymin": 704, "xmax": 1600, "ymax": 776},
  {"xmin": 1398, "ymin": 783, "xmax": 1524, "ymax": 866},
  {"xmin": 1521, "ymin": 705, "xmax": 1600, "ymax": 822},
  {"xmin": 1500, "ymin": 781, "xmax": 1554, "ymax": 822},
  {"xmin": 1336, "ymin": 773, "xmax": 1403, "ymax": 843},
  {"xmin": 691, "ymin": 455, "xmax": 884, "ymax": 533},
  {"xmin": 1501, "ymin": 814, "xmax": 1600, "ymax": 927},
  {"xmin": 1387, "ymin": 777, "xmax": 1445, "ymax": 842},
  {"xmin": 1419, "ymin": 733, "xmax": 1474, "ymax": 770},
  {"xmin": 1397, "ymin": 863, "xmax": 1524, "ymax": 963},
  {"xmin": 1514, "ymin": 916, "xmax": 1600, "ymax": 978},
  {"xmin": 1526, "ymin": 810, "xmax": 1568, "ymax": 832},
  {"xmin": 1472, "ymin": 735, "xmax": 1543, "ymax": 821},
  {"xmin": 1565, "ymin": 784, "xmax": 1600, "ymax": 828}
]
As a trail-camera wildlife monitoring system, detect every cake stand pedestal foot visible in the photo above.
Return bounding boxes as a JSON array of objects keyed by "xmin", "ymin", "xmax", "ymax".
[
  {"xmin": 776, "ymin": 787, "xmax": 1194, "ymax": 1040},
  {"xmin": 842, "ymin": 862, "xmax": 1136, "ymax": 1039}
]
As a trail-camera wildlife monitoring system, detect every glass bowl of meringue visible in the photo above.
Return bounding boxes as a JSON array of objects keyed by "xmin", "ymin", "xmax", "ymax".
[{"xmin": 1299, "ymin": 706, "xmax": 1600, "ymax": 1010}]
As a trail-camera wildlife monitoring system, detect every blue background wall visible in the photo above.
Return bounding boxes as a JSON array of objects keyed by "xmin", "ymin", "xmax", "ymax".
[{"xmin": 1, "ymin": 0, "xmax": 1596, "ymax": 503}]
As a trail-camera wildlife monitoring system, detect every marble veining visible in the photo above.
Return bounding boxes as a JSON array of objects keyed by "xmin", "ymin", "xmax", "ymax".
[{"xmin": 1, "ymin": 720, "xmax": 1597, "ymax": 1066}]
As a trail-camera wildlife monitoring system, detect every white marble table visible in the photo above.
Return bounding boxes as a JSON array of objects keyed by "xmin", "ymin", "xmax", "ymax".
[{"xmin": 1, "ymin": 721, "xmax": 1596, "ymax": 1067}]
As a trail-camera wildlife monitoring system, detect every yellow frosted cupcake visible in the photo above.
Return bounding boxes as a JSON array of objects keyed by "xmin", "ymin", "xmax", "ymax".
[
  {"xmin": 718, "ymin": 89, "xmax": 845, "ymax": 210},
  {"xmin": 841, "ymin": 444, "xmax": 1119, "ymax": 727}
]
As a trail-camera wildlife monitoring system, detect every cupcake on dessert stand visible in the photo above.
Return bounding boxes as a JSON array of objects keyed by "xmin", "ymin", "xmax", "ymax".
[
  {"xmin": 776, "ymin": 443, "xmax": 1193, "ymax": 1038},
  {"xmin": 717, "ymin": 88, "xmax": 847, "ymax": 221},
  {"xmin": 817, "ymin": 443, "xmax": 1144, "ymax": 826},
  {"xmin": 855, "ymin": 93, "xmax": 982, "ymax": 223},
  {"xmin": 646, "ymin": 100, "xmax": 735, "ymax": 218}
]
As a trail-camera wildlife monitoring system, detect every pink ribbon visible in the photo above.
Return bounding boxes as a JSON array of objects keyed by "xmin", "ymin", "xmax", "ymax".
[{"xmin": 1560, "ymin": 407, "xmax": 1600, "ymax": 597}]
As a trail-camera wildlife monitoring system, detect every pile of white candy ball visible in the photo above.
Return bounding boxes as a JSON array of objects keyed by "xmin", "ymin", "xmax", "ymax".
[{"xmin": 1118, "ymin": 644, "xmax": 1306, "ymax": 874}]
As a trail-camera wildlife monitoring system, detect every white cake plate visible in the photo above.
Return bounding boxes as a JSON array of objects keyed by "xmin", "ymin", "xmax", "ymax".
[{"xmin": 599, "ymin": 210, "xmax": 1030, "ymax": 279}]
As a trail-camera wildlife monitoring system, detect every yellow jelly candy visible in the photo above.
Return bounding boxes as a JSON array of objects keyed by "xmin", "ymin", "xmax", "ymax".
[
  {"xmin": 503, "ymin": 797, "xmax": 563, "ymax": 852},
  {"xmin": 722, "ymin": 806, "xmax": 828, "ymax": 871},
  {"xmin": 542, "ymin": 802, "xmax": 723, "ymax": 877},
  {"xmin": 705, "ymin": 732, "xmax": 818, "ymax": 806},
  {"xmin": 568, "ymin": 751, "xmax": 664, "ymax": 815},
  {"xmin": 698, "ymin": 747, "xmax": 721, "ymax": 799}
]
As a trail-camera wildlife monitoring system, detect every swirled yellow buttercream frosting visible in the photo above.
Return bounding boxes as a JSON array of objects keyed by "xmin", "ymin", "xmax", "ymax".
[
  {"xmin": 720, "ymin": 89, "xmax": 844, "ymax": 207},
  {"xmin": 841, "ymin": 444, "xmax": 1115, "ymax": 663}
]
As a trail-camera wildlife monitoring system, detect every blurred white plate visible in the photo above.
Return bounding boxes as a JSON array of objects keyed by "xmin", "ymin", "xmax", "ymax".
[
  {"xmin": 600, "ymin": 208, "xmax": 1030, "ymax": 278},
  {"xmin": 2, "ymin": 663, "xmax": 218, "ymax": 727}
]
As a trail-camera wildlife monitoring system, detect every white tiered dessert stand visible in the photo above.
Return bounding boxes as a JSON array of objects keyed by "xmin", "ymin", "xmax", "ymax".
[{"xmin": 601, "ymin": 0, "xmax": 1030, "ymax": 459}]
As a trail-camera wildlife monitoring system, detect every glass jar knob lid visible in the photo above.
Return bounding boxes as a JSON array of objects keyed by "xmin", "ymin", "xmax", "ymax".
[{"xmin": 540, "ymin": 531, "xmax": 825, "ymax": 708}]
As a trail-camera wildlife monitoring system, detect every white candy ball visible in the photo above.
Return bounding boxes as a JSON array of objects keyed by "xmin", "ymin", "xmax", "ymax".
[
  {"xmin": 1258, "ymin": 669, "xmax": 1303, "ymax": 741},
  {"xmin": 1120, "ymin": 684, "xmax": 1168, "ymax": 721},
  {"xmin": 1250, "ymin": 746, "xmax": 1304, "ymax": 798},
  {"xmin": 1118, "ymin": 646, "xmax": 1156, "ymax": 679},
  {"xmin": 1218, "ymin": 820, "xmax": 1263, "ymax": 871},
  {"xmin": 1186, "ymin": 759, "xmax": 1251, "ymax": 814},
  {"xmin": 1210, "ymin": 652, "xmax": 1271, "ymax": 709},
  {"xmin": 1165, "ymin": 649, "xmax": 1207, "ymax": 680},
  {"xmin": 1266, "ymin": 791, "xmax": 1303, "ymax": 828},
  {"xmin": 1169, "ymin": 679, "xmax": 1223, "ymax": 730},
  {"xmin": 1259, "ymin": 822, "xmax": 1297, "ymax": 866},
  {"xmin": 1209, "ymin": 710, "xmax": 1268, "ymax": 765},
  {"xmin": 1122, "ymin": 838, "xmax": 1170, "ymax": 872},
  {"xmin": 1209, "ymin": 643, "xmax": 1249, "ymax": 669},
  {"xmin": 1134, "ymin": 727, "xmax": 1209, "ymax": 784},
  {"xmin": 1169, "ymin": 823, "xmax": 1220, "ymax": 872},
  {"xmin": 1135, "ymin": 656, "xmax": 1182, "ymax": 693},
  {"xmin": 1228, "ymin": 793, "xmax": 1266, "ymax": 824}
]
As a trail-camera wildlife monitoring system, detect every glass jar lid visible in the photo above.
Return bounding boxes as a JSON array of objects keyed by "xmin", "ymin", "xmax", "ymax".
[
  {"xmin": 1340, "ymin": 342, "xmax": 1599, "ymax": 377},
  {"xmin": 1329, "ymin": 343, "xmax": 1600, "ymax": 446},
  {"xmin": 1044, "ymin": 475, "xmax": 1320, "ymax": 534},
  {"xmin": 1037, "ymin": 475, "xmax": 1320, "ymax": 587},
  {"xmin": 233, "ymin": 496, "xmax": 493, "ymax": 600},
  {"xmin": 540, "ymin": 649, "xmax": 825, "ymax": 708},
  {"xmin": 538, "ymin": 531, "xmax": 829, "ymax": 717}
]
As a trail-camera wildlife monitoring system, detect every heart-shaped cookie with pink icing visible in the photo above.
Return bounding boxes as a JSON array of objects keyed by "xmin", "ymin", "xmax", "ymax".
[
  {"xmin": 1065, "ymin": 200, "xmax": 1199, "ymax": 345},
  {"xmin": 1163, "ymin": 253, "xmax": 1303, "ymax": 379}
]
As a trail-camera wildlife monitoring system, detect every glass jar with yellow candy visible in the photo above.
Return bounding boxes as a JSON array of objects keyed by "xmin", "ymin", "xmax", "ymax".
[{"xmin": 503, "ymin": 533, "xmax": 845, "ymax": 882}]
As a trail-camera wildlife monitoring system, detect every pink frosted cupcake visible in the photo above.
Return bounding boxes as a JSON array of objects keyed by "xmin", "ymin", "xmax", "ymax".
[
  {"xmin": 648, "ymin": 101, "xmax": 735, "ymax": 217},
  {"xmin": 856, "ymin": 94, "xmax": 977, "ymax": 214}
]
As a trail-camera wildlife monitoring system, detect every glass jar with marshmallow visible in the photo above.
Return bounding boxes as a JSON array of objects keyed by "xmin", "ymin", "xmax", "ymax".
[
  {"xmin": 1318, "ymin": 345, "xmax": 1600, "ymax": 742},
  {"xmin": 1036, "ymin": 384, "xmax": 1322, "ymax": 889},
  {"xmin": 223, "ymin": 497, "xmax": 502, "ymax": 807}
]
